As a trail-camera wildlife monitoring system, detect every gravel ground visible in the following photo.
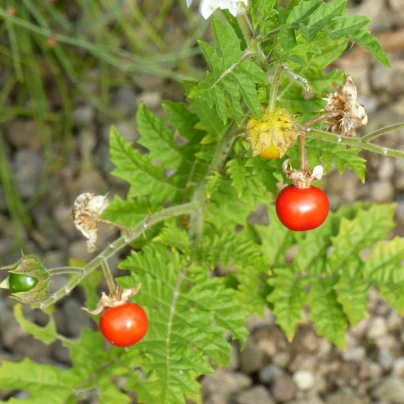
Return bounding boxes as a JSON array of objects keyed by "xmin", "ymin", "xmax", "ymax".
[{"xmin": 1, "ymin": 0, "xmax": 404, "ymax": 402}]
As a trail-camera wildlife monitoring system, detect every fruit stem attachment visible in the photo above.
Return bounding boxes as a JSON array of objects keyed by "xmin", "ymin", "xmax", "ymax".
[
  {"xmin": 299, "ymin": 132, "xmax": 305, "ymax": 171},
  {"xmin": 100, "ymin": 258, "xmax": 117, "ymax": 296},
  {"xmin": 268, "ymin": 66, "xmax": 284, "ymax": 114}
]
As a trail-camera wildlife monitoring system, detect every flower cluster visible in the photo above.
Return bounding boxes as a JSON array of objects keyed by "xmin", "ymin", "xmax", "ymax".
[{"xmin": 186, "ymin": 0, "xmax": 248, "ymax": 19}]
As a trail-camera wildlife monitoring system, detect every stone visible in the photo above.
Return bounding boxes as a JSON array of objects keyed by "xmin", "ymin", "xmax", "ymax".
[
  {"xmin": 138, "ymin": 91, "xmax": 162, "ymax": 110},
  {"xmin": 240, "ymin": 336, "xmax": 264, "ymax": 374},
  {"xmin": 359, "ymin": 360, "xmax": 382, "ymax": 380},
  {"xmin": 367, "ymin": 316, "xmax": 388, "ymax": 340},
  {"xmin": 391, "ymin": 0, "xmax": 404, "ymax": 27},
  {"xmin": 378, "ymin": 158, "xmax": 395, "ymax": 180},
  {"xmin": 271, "ymin": 374, "xmax": 297, "ymax": 402},
  {"xmin": 5, "ymin": 119, "xmax": 44, "ymax": 150},
  {"xmin": 341, "ymin": 346, "xmax": 366, "ymax": 363},
  {"xmin": 201, "ymin": 371, "xmax": 252, "ymax": 398},
  {"xmin": 11, "ymin": 336, "xmax": 53, "ymax": 362},
  {"xmin": 378, "ymin": 348, "xmax": 395, "ymax": 370},
  {"xmin": 272, "ymin": 351, "xmax": 291, "ymax": 369},
  {"xmin": 387, "ymin": 310, "xmax": 403, "ymax": 331},
  {"xmin": 236, "ymin": 386, "xmax": 276, "ymax": 404},
  {"xmin": 293, "ymin": 370, "xmax": 315, "ymax": 391},
  {"xmin": 259, "ymin": 364, "xmax": 283, "ymax": 384},
  {"xmin": 72, "ymin": 104, "xmax": 94, "ymax": 127},
  {"xmin": 370, "ymin": 180, "xmax": 394, "ymax": 203},
  {"xmin": 104, "ymin": 120, "xmax": 139, "ymax": 142},
  {"xmin": 352, "ymin": 0, "xmax": 392, "ymax": 32},
  {"xmin": 62, "ymin": 298, "xmax": 93, "ymax": 337},
  {"xmin": 326, "ymin": 390, "xmax": 363, "ymax": 404},
  {"xmin": 392, "ymin": 357, "xmax": 404, "ymax": 377},
  {"xmin": 12, "ymin": 149, "xmax": 45, "ymax": 199},
  {"xmin": 109, "ymin": 87, "xmax": 137, "ymax": 117},
  {"xmin": 371, "ymin": 60, "xmax": 404, "ymax": 97},
  {"xmin": 373, "ymin": 377, "xmax": 404, "ymax": 403}
]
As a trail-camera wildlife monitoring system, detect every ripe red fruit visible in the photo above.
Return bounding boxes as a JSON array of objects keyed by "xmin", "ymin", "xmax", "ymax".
[
  {"xmin": 100, "ymin": 303, "xmax": 148, "ymax": 348},
  {"xmin": 276, "ymin": 185, "xmax": 329, "ymax": 231}
]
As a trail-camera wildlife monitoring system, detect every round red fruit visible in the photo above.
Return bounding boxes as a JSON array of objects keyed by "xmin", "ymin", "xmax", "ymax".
[
  {"xmin": 100, "ymin": 303, "xmax": 148, "ymax": 348},
  {"xmin": 276, "ymin": 185, "xmax": 329, "ymax": 231}
]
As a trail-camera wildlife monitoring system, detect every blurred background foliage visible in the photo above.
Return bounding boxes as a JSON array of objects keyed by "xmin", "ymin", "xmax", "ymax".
[{"xmin": 0, "ymin": 0, "xmax": 208, "ymax": 253}]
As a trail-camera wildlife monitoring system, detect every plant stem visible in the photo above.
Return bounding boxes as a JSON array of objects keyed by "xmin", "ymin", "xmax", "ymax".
[
  {"xmin": 361, "ymin": 122, "xmax": 404, "ymax": 142},
  {"xmin": 35, "ymin": 202, "xmax": 200, "ymax": 309},
  {"xmin": 189, "ymin": 122, "xmax": 236, "ymax": 240},
  {"xmin": 268, "ymin": 66, "xmax": 284, "ymax": 114},
  {"xmin": 100, "ymin": 259, "xmax": 117, "ymax": 295},
  {"xmin": 305, "ymin": 128, "xmax": 404, "ymax": 159},
  {"xmin": 299, "ymin": 133, "xmax": 305, "ymax": 170},
  {"xmin": 47, "ymin": 267, "xmax": 84, "ymax": 276}
]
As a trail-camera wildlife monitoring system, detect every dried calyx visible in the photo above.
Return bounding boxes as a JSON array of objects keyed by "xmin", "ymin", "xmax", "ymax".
[
  {"xmin": 282, "ymin": 159, "xmax": 324, "ymax": 189},
  {"xmin": 325, "ymin": 75, "xmax": 367, "ymax": 137},
  {"xmin": 82, "ymin": 284, "xmax": 141, "ymax": 315},
  {"xmin": 72, "ymin": 193, "xmax": 110, "ymax": 253}
]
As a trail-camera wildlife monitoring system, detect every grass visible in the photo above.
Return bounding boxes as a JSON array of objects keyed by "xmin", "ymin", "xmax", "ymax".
[{"xmin": 0, "ymin": 0, "xmax": 206, "ymax": 255}]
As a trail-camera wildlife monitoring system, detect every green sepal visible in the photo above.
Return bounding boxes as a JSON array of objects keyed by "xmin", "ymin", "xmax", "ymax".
[{"xmin": 1, "ymin": 255, "xmax": 50, "ymax": 304}]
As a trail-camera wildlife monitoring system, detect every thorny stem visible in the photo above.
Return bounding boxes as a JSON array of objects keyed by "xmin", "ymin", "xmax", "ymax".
[
  {"xmin": 47, "ymin": 267, "xmax": 84, "ymax": 276},
  {"xmin": 35, "ymin": 202, "xmax": 201, "ymax": 309},
  {"xmin": 189, "ymin": 122, "xmax": 237, "ymax": 240},
  {"xmin": 100, "ymin": 259, "xmax": 117, "ymax": 295},
  {"xmin": 300, "ymin": 116, "xmax": 404, "ymax": 159},
  {"xmin": 268, "ymin": 66, "xmax": 284, "ymax": 114},
  {"xmin": 299, "ymin": 133, "xmax": 305, "ymax": 170},
  {"xmin": 305, "ymin": 128, "xmax": 404, "ymax": 159},
  {"xmin": 361, "ymin": 122, "xmax": 404, "ymax": 142},
  {"xmin": 94, "ymin": 218, "xmax": 132, "ymax": 235}
]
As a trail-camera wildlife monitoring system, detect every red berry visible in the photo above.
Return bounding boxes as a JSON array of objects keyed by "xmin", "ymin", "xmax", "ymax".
[
  {"xmin": 100, "ymin": 303, "xmax": 148, "ymax": 348},
  {"xmin": 276, "ymin": 185, "xmax": 329, "ymax": 231}
]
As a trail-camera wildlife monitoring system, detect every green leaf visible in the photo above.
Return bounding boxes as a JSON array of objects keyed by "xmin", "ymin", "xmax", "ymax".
[
  {"xmin": 214, "ymin": 81, "xmax": 228, "ymax": 123},
  {"xmin": 286, "ymin": 0, "xmax": 321, "ymax": 27},
  {"xmin": 309, "ymin": 278, "xmax": 346, "ymax": 348},
  {"xmin": 205, "ymin": 171, "xmax": 223, "ymax": 199},
  {"xmin": 103, "ymin": 196, "xmax": 151, "ymax": 228},
  {"xmin": 256, "ymin": 206, "xmax": 294, "ymax": 268},
  {"xmin": 363, "ymin": 237, "xmax": 404, "ymax": 313},
  {"xmin": 278, "ymin": 26, "xmax": 297, "ymax": 51},
  {"xmin": 237, "ymin": 60, "xmax": 267, "ymax": 84},
  {"xmin": 268, "ymin": 269, "xmax": 305, "ymax": 339},
  {"xmin": 325, "ymin": 15, "xmax": 370, "ymax": 39},
  {"xmin": 363, "ymin": 237, "xmax": 404, "ymax": 284},
  {"xmin": 233, "ymin": 70, "xmax": 262, "ymax": 119},
  {"xmin": 211, "ymin": 17, "xmax": 242, "ymax": 68},
  {"xmin": 334, "ymin": 275, "xmax": 369, "ymax": 326},
  {"xmin": 13, "ymin": 304, "xmax": 57, "ymax": 344},
  {"xmin": 109, "ymin": 127, "xmax": 181, "ymax": 205},
  {"xmin": 162, "ymin": 101, "xmax": 204, "ymax": 143},
  {"xmin": 196, "ymin": 231, "xmax": 267, "ymax": 272},
  {"xmin": 0, "ymin": 359, "xmax": 81, "ymax": 404},
  {"xmin": 119, "ymin": 246, "xmax": 247, "ymax": 404},
  {"xmin": 153, "ymin": 222, "xmax": 192, "ymax": 253},
  {"xmin": 137, "ymin": 103, "xmax": 185, "ymax": 168},
  {"xmin": 198, "ymin": 40, "xmax": 221, "ymax": 73},
  {"xmin": 327, "ymin": 205, "xmax": 395, "ymax": 276},
  {"xmin": 350, "ymin": 28, "xmax": 390, "ymax": 67},
  {"xmin": 307, "ymin": 0, "xmax": 346, "ymax": 30},
  {"xmin": 227, "ymin": 159, "xmax": 248, "ymax": 198},
  {"xmin": 291, "ymin": 218, "xmax": 333, "ymax": 275},
  {"xmin": 303, "ymin": 139, "xmax": 366, "ymax": 183}
]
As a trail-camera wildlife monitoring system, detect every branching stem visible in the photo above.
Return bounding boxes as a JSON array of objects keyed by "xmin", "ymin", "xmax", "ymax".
[
  {"xmin": 268, "ymin": 66, "xmax": 284, "ymax": 114},
  {"xmin": 36, "ymin": 202, "xmax": 201, "ymax": 309}
]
